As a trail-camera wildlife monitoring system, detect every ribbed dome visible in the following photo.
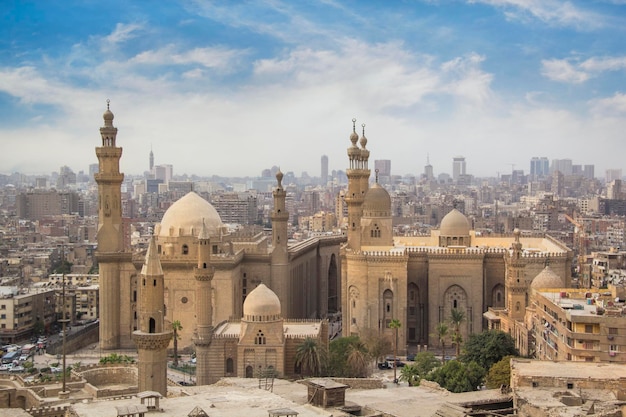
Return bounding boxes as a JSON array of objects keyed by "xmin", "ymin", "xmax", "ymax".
[
  {"xmin": 158, "ymin": 192, "xmax": 223, "ymax": 237},
  {"xmin": 362, "ymin": 183, "xmax": 391, "ymax": 216},
  {"xmin": 530, "ymin": 266, "xmax": 563, "ymax": 289},
  {"xmin": 440, "ymin": 209, "xmax": 471, "ymax": 236},
  {"xmin": 243, "ymin": 284, "xmax": 281, "ymax": 322}
]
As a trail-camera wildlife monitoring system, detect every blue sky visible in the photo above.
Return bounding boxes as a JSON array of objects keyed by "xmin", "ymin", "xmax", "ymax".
[{"xmin": 1, "ymin": 0, "xmax": 626, "ymax": 179}]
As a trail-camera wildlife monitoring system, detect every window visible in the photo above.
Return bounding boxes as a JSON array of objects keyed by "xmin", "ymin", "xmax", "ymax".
[
  {"xmin": 0, "ymin": 305, "xmax": 5, "ymax": 310},
  {"xmin": 0, "ymin": 314, "xmax": 5, "ymax": 319},
  {"xmin": 610, "ymin": 345, "xmax": 618, "ymax": 352},
  {"xmin": 255, "ymin": 330, "xmax": 266, "ymax": 345},
  {"xmin": 609, "ymin": 327, "xmax": 618, "ymax": 335},
  {"xmin": 585, "ymin": 324, "xmax": 593, "ymax": 333},
  {"xmin": 226, "ymin": 358, "xmax": 234, "ymax": 373},
  {"xmin": 182, "ymin": 244, "xmax": 189, "ymax": 255}
]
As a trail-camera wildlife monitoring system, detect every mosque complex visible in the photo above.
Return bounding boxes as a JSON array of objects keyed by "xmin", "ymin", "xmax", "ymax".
[{"xmin": 93, "ymin": 105, "xmax": 572, "ymax": 393}]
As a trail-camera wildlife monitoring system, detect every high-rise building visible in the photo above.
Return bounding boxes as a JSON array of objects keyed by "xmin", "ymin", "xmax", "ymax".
[
  {"xmin": 583, "ymin": 165, "xmax": 595, "ymax": 179},
  {"xmin": 374, "ymin": 159, "xmax": 391, "ymax": 177},
  {"xmin": 530, "ymin": 156, "xmax": 550, "ymax": 180},
  {"xmin": 452, "ymin": 156, "xmax": 466, "ymax": 181},
  {"xmin": 154, "ymin": 164, "xmax": 173, "ymax": 183},
  {"xmin": 551, "ymin": 159, "xmax": 573, "ymax": 176},
  {"xmin": 321, "ymin": 155, "xmax": 328, "ymax": 185},
  {"xmin": 606, "ymin": 169, "xmax": 623, "ymax": 183},
  {"xmin": 149, "ymin": 148, "xmax": 154, "ymax": 172}
]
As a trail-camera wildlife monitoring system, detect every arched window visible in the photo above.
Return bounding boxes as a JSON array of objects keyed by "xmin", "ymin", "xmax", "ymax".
[
  {"xmin": 255, "ymin": 330, "xmax": 266, "ymax": 345},
  {"xmin": 182, "ymin": 244, "xmax": 189, "ymax": 255},
  {"xmin": 226, "ymin": 358, "xmax": 234, "ymax": 373},
  {"xmin": 149, "ymin": 318, "xmax": 156, "ymax": 333}
]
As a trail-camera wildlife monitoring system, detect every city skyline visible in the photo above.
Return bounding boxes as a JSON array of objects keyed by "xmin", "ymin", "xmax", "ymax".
[{"xmin": 1, "ymin": 1, "xmax": 626, "ymax": 178}]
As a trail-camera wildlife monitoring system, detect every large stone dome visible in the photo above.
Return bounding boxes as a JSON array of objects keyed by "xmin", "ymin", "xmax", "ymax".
[
  {"xmin": 158, "ymin": 192, "xmax": 223, "ymax": 237},
  {"xmin": 362, "ymin": 183, "xmax": 391, "ymax": 217},
  {"xmin": 440, "ymin": 209, "xmax": 471, "ymax": 236},
  {"xmin": 530, "ymin": 266, "xmax": 563, "ymax": 289},
  {"xmin": 243, "ymin": 284, "xmax": 281, "ymax": 322}
]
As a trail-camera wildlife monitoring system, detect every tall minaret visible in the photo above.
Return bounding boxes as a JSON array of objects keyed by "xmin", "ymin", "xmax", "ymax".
[
  {"xmin": 133, "ymin": 236, "xmax": 173, "ymax": 396},
  {"xmin": 95, "ymin": 100, "xmax": 127, "ymax": 349},
  {"xmin": 344, "ymin": 119, "xmax": 370, "ymax": 250},
  {"xmin": 271, "ymin": 169, "xmax": 290, "ymax": 317},
  {"xmin": 506, "ymin": 229, "xmax": 527, "ymax": 321},
  {"xmin": 193, "ymin": 220, "xmax": 215, "ymax": 386}
]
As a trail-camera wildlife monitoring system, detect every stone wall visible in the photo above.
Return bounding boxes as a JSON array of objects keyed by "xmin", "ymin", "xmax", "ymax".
[
  {"xmin": 331, "ymin": 378, "xmax": 384, "ymax": 389},
  {"xmin": 47, "ymin": 323, "xmax": 99, "ymax": 355}
]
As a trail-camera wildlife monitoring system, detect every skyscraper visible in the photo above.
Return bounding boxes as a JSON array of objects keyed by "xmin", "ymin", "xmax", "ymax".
[
  {"xmin": 321, "ymin": 155, "xmax": 328, "ymax": 185},
  {"xmin": 452, "ymin": 156, "xmax": 466, "ymax": 181},
  {"xmin": 530, "ymin": 157, "xmax": 549, "ymax": 179}
]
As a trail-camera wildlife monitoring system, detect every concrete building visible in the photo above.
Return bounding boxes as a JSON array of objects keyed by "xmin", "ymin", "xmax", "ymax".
[
  {"xmin": 452, "ymin": 156, "xmax": 466, "ymax": 181},
  {"xmin": 0, "ymin": 287, "xmax": 56, "ymax": 344},
  {"xmin": 16, "ymin": 190, "xmax": 80, "ymax": 220}
]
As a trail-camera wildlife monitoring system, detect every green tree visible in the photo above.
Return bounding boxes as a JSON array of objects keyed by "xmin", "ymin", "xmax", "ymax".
[
  {"xmin": 295, "ymin": 337, "xmax": 327, "ymax": 377},
  {"xmin": 399, "ymin": 363, "xmax": 421, "ymax": 386},
  {"xmin": 449, "ymin": 309, "xmax": 466, "ymax": 357},
  {"xmin": 172, "ymin": 320, "xmax": 183, "ymax": 367},
  {"xmin": 485, "ymin": 355, "xmax": 513, "ymax": 389},
  {"xmin": 461, "ymin": 330, "xmax": 518, "ymax": 370},
  {"xmin": 389, "ymin": 319, "xmax": 402, "ymax": 382},
  {"xmin": 426, "ymin": 360, "xmax": 486, "ymax": 393},
  {"xmin": 328, "ymin": 336, "xmax": 370, "ymax": 377},
  {"xmin": 433, "ymin": 322, "xmax": 449, "ymax": 363},
  {"xmin": 412, "ymin": 352, "xmax": 441, "ymax": 378}
]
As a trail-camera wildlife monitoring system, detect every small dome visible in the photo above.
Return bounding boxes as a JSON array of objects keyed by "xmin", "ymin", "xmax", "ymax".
[
  {"xmin": 103, "ymin": 108, "xmax": 114, "ymax": 121},
  {"xmin": 530, "ymin": 266, "xmax": 563, "ymax": 289},
  {"xmin": 243, "ymin": 284, "xmax": 281, "ymax": 321},
  {"xmin": 158, "ymin": 192, "xmax": 223, "ymax": 237},
  {"xmin": 362, "ymin": 183, "xmax": 391, "ymax": 216},
  {"xmin": 440, "ymin": 209, "xmax": 471, "ymax": 236}
]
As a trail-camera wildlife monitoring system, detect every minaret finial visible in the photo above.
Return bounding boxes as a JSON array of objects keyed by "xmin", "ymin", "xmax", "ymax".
[
  {"xmin": 362, "ymin": 123, "xmax": 366, "ymax": 136},
  {"xmin": 106, "ymin": 99, "xmax": 110, "ymax": 110},
  {"xmin": 352, "ymin": 118, "xmax": 357, "ymax": 133},
  {"xmin": 375, "ymin": 168, "xmax": 379, "ymax": 183}
]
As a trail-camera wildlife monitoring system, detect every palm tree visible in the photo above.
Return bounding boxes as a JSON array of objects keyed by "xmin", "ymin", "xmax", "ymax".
[
  {"xmin": 295, "ymin": 337, "xmax": 327, "ymax": 377},
  {"xmin": 434, "ymin": 322, "xmax": 449, "ymax": 363},
  {"xmin": 346, "ymin": 339, "xmax": 369, "ymax": 377},
  {"xmin": 172, "ymin": 320, "xmax": 183, "ymax": 367},
  {"xmin": 449, "ymin": 308, "xmax": 466, "ymax": 357},
  {"xmin": 389, "ymin": 319, "xmax": 402, "ymax": 383}
]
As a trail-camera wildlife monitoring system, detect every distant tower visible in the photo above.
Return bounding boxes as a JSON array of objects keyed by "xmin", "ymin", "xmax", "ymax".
[
  {"xmin": 193, "ymin": 221, "xmax": 215, "ymax": 386},
  {"xmin": 344, "ymin": 119, "xmax": 370, "ymax": 250},
  {"xmin": 271, "ymin": 169, "xmax": 290, "ymax": 317},
  {"xmin": 133, "ymin": 236, "xmax": 173, "ymax": 396},
  {"xmin": 452, "ymin": 156, "xmax": 466, "ymax": 181},
  {"xmin": 321, "ymin": 155, "xmax": 329, "ymax": 185},
  {"xmin": 149, "ymin": 147, "xmax": 154, "ymax": 172},
  {"xmin": 424, "ymin": 154, "xmax": 434, "ymax": 180},
  {"xmin": 95, "ymin": 101, "xmax": 130, "ymax": 349},
  {"xmin": 506, "ymin": 229, "xmax": 527, "ymax": 321}
]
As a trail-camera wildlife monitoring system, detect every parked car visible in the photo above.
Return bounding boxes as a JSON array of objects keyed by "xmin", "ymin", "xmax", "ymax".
[
  {"xmin": 385, "ymin": 357, "xmax": 405, "ymax": 367},
  {"xmin": 377, "ymin": 362, "xmax": 390, "ymax": 370},
  {"xmin": 406, "ymin": 353, "xmax": 416, "ymax": 361},
  {"xmin": 50, "ymin": 366, "xmax": 63, "ymax": 373},
  {"xmin": 0, "ymin": 363, "xmax": 12, "ymax": 371},
  {"xmin": 9, "ymin": 365, "xmax": 25, "ymax": 373}
]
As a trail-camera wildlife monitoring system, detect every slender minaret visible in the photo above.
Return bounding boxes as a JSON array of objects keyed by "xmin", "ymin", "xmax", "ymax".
[
  {"xmin": 506, "ymin": 229, "xmax": 527, "ymax": 321},
  {"xmin": 133, "ymin": 236, "xmax": 173, "ymax": 395},
  {"xmin": 95, "ymin": 101, "xmax": 127, "ymax": 349},
  {"xmin": 193, "ymin": 220, "xmax": 215, "ymax": 386},
  {"xmin": 271, "ymin": 169, "xmax": 290, "ymax": 317},
  {"xmin": 344, "ymin": 119, "xmax": 370, "ymax": 250}
]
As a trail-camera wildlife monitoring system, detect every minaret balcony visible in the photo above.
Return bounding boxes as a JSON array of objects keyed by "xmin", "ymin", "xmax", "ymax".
[{"xmin": 132, "ymin": 330, "xmax": 173, "ymax": 350}]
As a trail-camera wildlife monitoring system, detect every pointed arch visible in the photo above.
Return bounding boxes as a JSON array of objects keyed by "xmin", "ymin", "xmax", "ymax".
[
  {"xmin": 327, "ymin": 254, "xmax": 338, "ymax": 313},
  {"xmin": 492, "ymin": 284, "xmax": 505, "ymax": 308}
]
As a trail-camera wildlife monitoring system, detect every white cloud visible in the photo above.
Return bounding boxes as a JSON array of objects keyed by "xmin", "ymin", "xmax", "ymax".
[
  {"xmin": 589, "ymin": 92, "xmax": 626, "ymax": 116},
  {"xmin": 468, "ymin": 0, "xmax": 604, "ymax": 29},
  {"xmin": 104, "ymin": 23, "xmax": 143, "ymax": 45},
  {"xmin": 541, "ymin": 58, "xmax": 589, "ymax": 83},
  {"xmin": 131, "ymin": 45, "xmax": 248, "ymax": 71},
  {"xmin": 542, "ymin": 55, "xmax": 626, "ymax": 83}
]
